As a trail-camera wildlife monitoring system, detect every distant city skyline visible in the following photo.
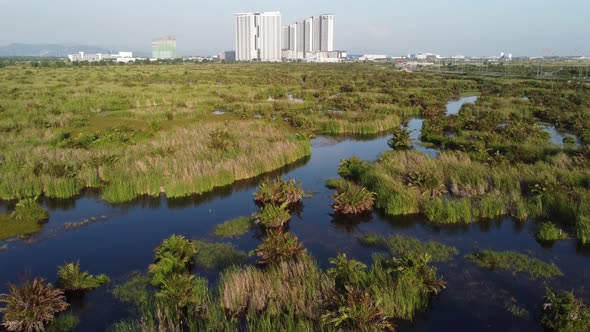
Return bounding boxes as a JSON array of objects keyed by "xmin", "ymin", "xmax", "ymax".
[{"xmin": 1, "ymin": 0, "xmax": 589, "ymax": 56}]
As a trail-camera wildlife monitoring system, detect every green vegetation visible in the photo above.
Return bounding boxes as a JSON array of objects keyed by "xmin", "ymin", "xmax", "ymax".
[
  {"xmin": 252, "ymin": 230, "xmax": 306, "ymax": 265},
  {"xmin": 536, "ymin": 222, "xmax": 569, "ymax": 243},
  {"xmin": 0, "ymin": 277, "xmax": 69, "ymax": 332},
  {"xmin": 504, "ymin": 299, "xmax": 530, "ymax": 320},
  {"xmin": 387, "ymin": 127, "xmax": 413, "ymax": 150},
  {"xmin": 57, "ymin": 261, "xmax": 110, "ymax": 292},
  {"xmin": 11, "ymin": 197, "xmax": 49, "ymax": 222},
  {"xmin": 45, "ymin": 313, "xmax": 79, "ymax": 332},
  {"xmin": 357, "ymin": 234, "xmax": 458, "ymax": 262},
  {"xmin": 213, "ymin": 216, "xmax": 255, "ymax": 238},
  {"xmin": 0, "ymin": 213, "xmax": 43, "ymax": 241},
  {"xmin": 256, "ymin": 203, "xmax": 291, "ymax": 228},
  {"xmin": 542, "ymin": 288, "xmax": 590, "ymax": 332},
  {"xmin": 254, "ymin": 178, "xmax": 306, "ymax": 205},
  {"xmin": 193, "ymin": 240, "xmax": 247, "ymax": 270},
  {"xmin": 465, "ymin": 250, "xmax": 563, "ymax": 279},
  {"xmin": 330, "ymin": 180, "xmax": 376, "ymax": 215}
]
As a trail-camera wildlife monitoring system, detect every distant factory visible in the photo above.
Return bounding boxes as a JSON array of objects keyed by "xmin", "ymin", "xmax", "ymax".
[{"xmin": 67, "ymin": 51, "xmax": 136, "ymax": 63}]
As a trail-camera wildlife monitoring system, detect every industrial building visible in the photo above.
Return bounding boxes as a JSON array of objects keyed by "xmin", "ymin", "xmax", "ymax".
[
  {"xmin": 235, "ymin": 12, "xmax": 282, "ymax": 61},
  {"xmin": 152, "ymin": 37, "xmax": 177, "ymax": 59}
]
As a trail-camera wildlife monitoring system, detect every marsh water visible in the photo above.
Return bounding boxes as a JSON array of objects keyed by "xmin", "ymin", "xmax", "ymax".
[{"xmin": 1, "ymin": 97, "xmax": 589, "ymax": 331}]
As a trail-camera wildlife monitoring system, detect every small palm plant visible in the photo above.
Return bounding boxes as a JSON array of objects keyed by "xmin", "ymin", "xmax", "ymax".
[
  {"xmin": 154, "ymin": 235, "xmax": 197, "ymax": 267},
  {"xmin": 332, "ymin": 182, "xmax": 376, "ymax": 215},
  {"xmin": 0, "ymin": 277, "xmax": 69, "ymax": 332},
  {"xmin": 254, "ymin": 178, "xmax": 306, "ymax": 205},
  {"xmin": 57, "ymin": 261, "xmax": 110, "ymax": 292},
  {"xmin": 255, "ymin": 203, "xmax": 291, "ymax": 228},
  {"xmin": 11, "ymin": 197, "xmax": 49, "ymax": 222},
  {"xmin": 252, "ymin": 230, "xmax": 306, "ymax": 265}
]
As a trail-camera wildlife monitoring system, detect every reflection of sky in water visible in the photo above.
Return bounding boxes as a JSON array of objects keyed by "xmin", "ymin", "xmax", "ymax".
[{"xmin": 539, "ymin": 124, "xmax": 581, "ymax": 146}]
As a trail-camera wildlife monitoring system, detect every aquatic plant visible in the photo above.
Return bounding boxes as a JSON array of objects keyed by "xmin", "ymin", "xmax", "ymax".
[
  {"xmin": 337, "ymin": 157, "xmax": 367, "ymax": 181},
  {"xmin": 536, "ymin": 222, "xmax": 568, "ymax": 243},
  {"xmin": 193, "ymin": 240, "xmax": 247, "ymax": 270},
  {"xmin": 387, "ymin": 127, "xmax": 413, "ymax": 150},
  {"xmin": 357, "ymin": 234, "xmax": 458, "ymax": 262},
  {"xmin": 465, "ymin": 250, "xmax": 563, "ymax": 279},
  {"xmin": 254, "ymin": 178, "xmax": 306, "ymax": 205},
  {"xmin": 332, "ymin": 182, "xmax": 375, "ymax": 215},
  {"xmin": 255, "ymin": 203, "xmax": 291, "ymax": 228},
  {"xmin": 11, "ymin": 197, "xmax": 49, "ymax": 222},
  {"xmin": 154, "ymin": 234, "xmax": 197, "ymax": 268},
  {"xmin": 45, "ymin": 313, "xmax": 79, "ymax": 332},
  {"xmin": 0, "ymin": 277, "xmax": 69, "ymax": 332},
  {"xmin": 252, "ymin": 230, "xmax": 306, "ymax": 266},
  {"xmin": 542, "ymin": 288, "xmax": 590, "ymax": 332},
  {"xmin": 214, "ymin": 216, "xmax": 255, "ymax": 238},
  {"xmin": 0, "ymin": 213, "xmax": 43, "ymax": 241},
  {"xmin": 57, "ymin": 261, "xmax": 110, "ymax": 292}
]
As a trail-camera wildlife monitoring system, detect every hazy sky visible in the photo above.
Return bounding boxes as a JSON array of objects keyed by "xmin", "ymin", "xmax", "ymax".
[{"xmin": 1, "ymin": 0, "xmax": 588, "ymax": 56}]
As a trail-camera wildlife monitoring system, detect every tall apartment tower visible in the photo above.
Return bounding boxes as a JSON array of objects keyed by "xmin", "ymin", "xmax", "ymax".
[
  {"xmin": 152, "ymin": 37, "xmax": 177, "ymax": 59},
  {"xmin": 235, "ymin": 11, "xmax": 281, "ymax": 61},
  {"xmin": 319, "ymin": 14, "xmax": 334, "ymax": 52}
]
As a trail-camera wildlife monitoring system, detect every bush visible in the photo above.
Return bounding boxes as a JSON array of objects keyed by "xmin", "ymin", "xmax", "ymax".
[
  {"xmin": 255, "ymin": 203, "xmax": 291, "ymax": 228},
  {"xmin": 154, "ymin": 235, "xmax": 197, "ymax": 267},
  {"xmin": 536, "ymin": 222, "xmax": 568, "ymax": 242},
  {"xmin": 337, "ymin": 157, "xmax": 367, "ymax": 181},
  {"xmin": 542, "ymin": 288, "xmax": 590, "ymax": 332},
  {"xmin": 387, "ymin": 127, "xmax": 413, "ymax": 150},
  {"xmin": 252, "ymin": 230, "xmax": 306, "ymax": 265},
  {"xmin": 0, "ymin": 277, "xmax": 69, "ymax": 332},
  {"xmin": 254, "ymin": 178, "xmax": 306, "ymax": 205},
  {"xmin": 57, "ymin": 261, "xmax": 110, "ymax": 292},
  {"xmin": 332, "ymin": 181, "xmax": 375, "ymax": 215},
  {"xmin": 11, "ymin": 197, "xmax": 49, "ymax": 222}
]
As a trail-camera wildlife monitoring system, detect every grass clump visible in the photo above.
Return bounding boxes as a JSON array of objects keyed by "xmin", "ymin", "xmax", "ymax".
[
  {"xmin": 255, "ymin": 203, "xmax": 291, "ymax": 228},
  {"xmin": 254, "ymin": 178, "xmax": 306, "ymax": 205},
  {"xmin": 536, "ymin": 222, "xmax": 568, "ymax": 243},
  {"xmin": 11, "ymin": 197, "xmax": 49, "ymax": 222},
  {"xmin": 193, "ymin": 240, "xmax": 247, "ymax": 270},
  {"xmin": 57, "ymin": 261, "xmax": 110, "ymax": 292},
  {"xmin": 465, "ymin": 250, "xmax": 563, "ymax": 279},
  {"xmin": 331, "ymin": 181, "xmax": 376, "ymax": 215},
  {"xmin": 0, "ymin": 277, "xmax": 69, "ymax": 332},
  {"xmin": 542, "ymin": 287, "xmax": 590, "ymax": 332},
  {"xmin": 357, "ymin": 234, "xmax": 458, "ymax": 262},
  {"xmin": 213, "ymin": 216, "xmax": 255, "ymax": 238},
  {"xmin": 252, "ymin": 230, "xmax": 306, "ymax": 266}
]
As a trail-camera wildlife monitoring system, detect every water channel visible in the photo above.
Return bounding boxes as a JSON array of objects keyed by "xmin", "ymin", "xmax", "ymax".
[{"xmin": 0, "ymin": 97, "xmax": 588, "ymax": 331}]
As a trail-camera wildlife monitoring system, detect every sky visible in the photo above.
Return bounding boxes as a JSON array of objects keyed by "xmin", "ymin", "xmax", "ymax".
[{"xmin": 1, "ymin": 0, "xmax": 589, "ymax": 56}]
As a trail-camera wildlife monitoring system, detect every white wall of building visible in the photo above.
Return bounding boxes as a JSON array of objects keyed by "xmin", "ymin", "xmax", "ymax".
[{"xmin": 235, "ymin": 12, "xmax": 281, "ymax": 62}]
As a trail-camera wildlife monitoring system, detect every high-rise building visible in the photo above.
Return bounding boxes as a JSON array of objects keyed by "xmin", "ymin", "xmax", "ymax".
[
  {"xmin": 282, "ymin": 14, "xmax": 337, "ymax": 61},
  {"xmin": 235, "ymin": 11, "xmax": 281, "ymax": 61},
  {"xmin": 152, "ymin": 37, "xmax": 177, "ymax": 59},
  {"xmin": 320, "ymin": 14, "xmax": 334, "ymax": 52}
]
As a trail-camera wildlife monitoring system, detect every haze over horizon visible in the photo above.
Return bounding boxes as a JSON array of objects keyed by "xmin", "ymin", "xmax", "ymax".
[{"xmin": 1, "ymin": 0, "xmax": 588, "ymax": 57}]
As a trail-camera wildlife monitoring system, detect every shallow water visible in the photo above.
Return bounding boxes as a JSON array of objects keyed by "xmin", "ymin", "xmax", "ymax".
[
  {"xmin": 539, "ymin": 124, "xmax": 582, "ymax": 147},
  {"xmin": 0, "ymin": 97, "xmax": 588, "ymax": 332}
]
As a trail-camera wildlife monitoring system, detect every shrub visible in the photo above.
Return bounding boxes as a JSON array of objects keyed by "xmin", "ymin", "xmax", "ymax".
[
  {"xmin": 154, "ymin": 235, "xmax": 197, "ymax": 267},
  {"xmin": 465, "ymin": 250, "xmax": 563, "ymax": 279},
  {"xmin": 214, "ymin": 216, "xmax": 255, "ymax": 238},
  {"xmin": 57, "ymin": 261, "xmax": 110, "ymax": 292},
  {"xmin": 337, "ymin": 157, "xmax": 367, "ymax": 181},
  {"xmin": 536, "ymin": 222, "xmax": 568, "ymax": 242},
  {"xmin": 387, "ymin": 127, "xmax": 413, "ymax": 150},
  {"xmin": 255, "ymin": 203, "xmax": 291, "ymax": 228},
  {"xmin": 11, "ymin": 197, "xmax": 49, "ymax": 222},
  {"xmin": 254, "ymin": 178, "xmax": 306, "ymax": 205},
  {"xmin": 0, "ymin": 277, "xmax": 69, "ymax": 332},
  {"xmin": 252, "ymin": 230, "xmax": 306, "ymax": 266},
  {"xmin": 542, "ymin": 288, "xmax": 590, "ymax": 332},
  {"xmin": 332, "ymin": 182, "xmax": 375, "ymax": 215}
]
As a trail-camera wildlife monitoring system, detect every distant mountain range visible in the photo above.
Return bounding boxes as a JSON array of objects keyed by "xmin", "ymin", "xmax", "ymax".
[{"xmin": 0, "ymin": 43, "xmax": 149, "ymax": 57}]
